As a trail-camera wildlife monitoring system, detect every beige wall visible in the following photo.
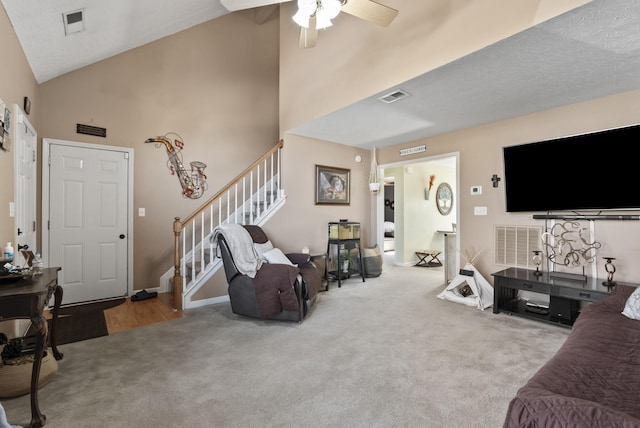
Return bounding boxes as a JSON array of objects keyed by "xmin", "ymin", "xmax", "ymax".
[
  {"xmin": 377, "ymin": 89, "xmax": 640, "ymax": 282},
  {"xmin": 275, "ymin": 0, "xmax": 640, "ymax": 285},
  {"xmin": 37, "ymin": 11, "xmax": 279, "ymax": 296},
  {"xmin": 0, "ymin": 5, "xmax": 40, "ymax": 249},
  {"xmin": 5, "ymin": 0, "xmax": 640, "ymax": 304}
]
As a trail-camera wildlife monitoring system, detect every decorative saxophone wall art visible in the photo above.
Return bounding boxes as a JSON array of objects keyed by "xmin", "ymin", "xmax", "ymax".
[{"xmin": 145, "ymin": 133, "xmax": 207, "ymax": 199}]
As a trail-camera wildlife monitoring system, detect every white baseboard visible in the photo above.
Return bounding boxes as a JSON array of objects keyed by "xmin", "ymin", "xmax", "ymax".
[{"xmin": 185, "ymin": 294, "xmax": 230, "ymax": 309}]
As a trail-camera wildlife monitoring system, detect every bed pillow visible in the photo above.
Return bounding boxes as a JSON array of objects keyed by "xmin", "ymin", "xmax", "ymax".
[
  {"xmin": 622, "ymin": 286, "xmax": 640, "ymax": 320},
  {"xmin": 262, "ymin": 248, "xmax": 296, "ymax": 266}
]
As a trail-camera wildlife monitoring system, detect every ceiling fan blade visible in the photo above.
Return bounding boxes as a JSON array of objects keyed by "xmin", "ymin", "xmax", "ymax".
[
  {"xmin": 299, "ymin": 18, "xmax": 318, "ymax": 49},
  {"xmin": 341, "ymin": 0, "xmax": 398, "ymax": 27},
  {"xmin": 220, "ymin": 0, "xmax": 291, "ymax": 12}
]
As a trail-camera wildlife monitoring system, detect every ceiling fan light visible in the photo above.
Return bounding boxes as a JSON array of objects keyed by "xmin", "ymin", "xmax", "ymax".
[
  {"xmin": 292, "ymin": 10, "xmax": 311, "ymax": 28},
  {"xmin": 322, "ymin": 0, "xmax": 342, "ymax": 20},
  {"xmin": 315, "ymin": 9, "xmax": 333, "ymax": 29},
  {"xmin": 297, "ymin": 0, "xmax": 317, "ymax": 15}
]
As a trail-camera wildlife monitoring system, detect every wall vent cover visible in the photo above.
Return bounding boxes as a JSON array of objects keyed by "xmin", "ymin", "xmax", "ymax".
[
  {"xmin": 378, "ymin": 89, "xmax": 410, "ymax": 104},
  {"xmin": 77, "ymin": 123, "xmax": 106, "ymax": 138},
  {"xmin": 494, "ymin": 225, "xmax": 543, "ymax": 269}
]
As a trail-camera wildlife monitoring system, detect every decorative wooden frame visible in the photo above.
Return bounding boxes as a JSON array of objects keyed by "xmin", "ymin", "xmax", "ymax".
[
  {"xmin": 436, "ymin": 182, "xmax": 453, "ymax": 215},
  {"xmin": 315, "ymin": 165, "xmax": 350, "ymax": 205}
]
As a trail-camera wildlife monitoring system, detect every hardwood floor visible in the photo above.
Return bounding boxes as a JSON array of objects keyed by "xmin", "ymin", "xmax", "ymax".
[{"xmin": 103, "ymin": 292, "xmax": 184, "ymax": 334}]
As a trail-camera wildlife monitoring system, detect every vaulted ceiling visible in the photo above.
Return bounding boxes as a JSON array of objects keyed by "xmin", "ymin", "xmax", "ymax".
[{"xmin": 2, "ymin": 0, "xmax": 640, "ymax": 149}]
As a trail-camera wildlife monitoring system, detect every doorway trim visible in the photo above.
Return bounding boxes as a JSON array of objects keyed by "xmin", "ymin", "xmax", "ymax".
[
  {"xmin": 12, "ymin": 105, "xmax": 37, "ymax": 267},
  {"xmin": 41, "ymin": 138, "xmax": 134, "ymax": 298},
  {"xmin": 376, "ymin": 151, "xmax": 460, "ymax": 269}
]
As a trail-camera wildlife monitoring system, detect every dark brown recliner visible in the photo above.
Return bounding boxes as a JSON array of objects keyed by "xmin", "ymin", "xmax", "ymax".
[{"xmin": 215, "ymin": 224, "xmax": 321, "ymax": 322}]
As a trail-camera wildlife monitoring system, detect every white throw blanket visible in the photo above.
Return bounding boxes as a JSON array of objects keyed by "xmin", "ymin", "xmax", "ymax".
[
  {"xmin": 0, "ymin": 402, "xmax": 20, "ymax": 428},
  {"xmin": 213, "ymin": 224, "xmax": 263, "ymax": 278}
]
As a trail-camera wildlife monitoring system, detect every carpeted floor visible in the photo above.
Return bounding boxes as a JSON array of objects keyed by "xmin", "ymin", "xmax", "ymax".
[{"xmin": 1, "ymin": 263, "xmax": 570, "ymax": 428}]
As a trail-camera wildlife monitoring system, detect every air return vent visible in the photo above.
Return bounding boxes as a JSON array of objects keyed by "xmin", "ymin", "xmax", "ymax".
[
  {"xmin": 77, "ymin": 123, "xmax": 106, "ymax": 138},
  {"xmin": 63, "ymin": 9, "xmax": 85, "ymax": 35},
  {"xmin": 494, "ymin": 225, "xmax": 543, "ymax": 269},
  {"xmin": 378, "ymin": 89, "xmax": 410, "ymax": 104}
]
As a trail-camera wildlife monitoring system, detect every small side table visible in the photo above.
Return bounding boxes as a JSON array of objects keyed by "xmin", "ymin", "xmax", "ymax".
[
  {"xmin": 0, "ymin": 267, "xmax": 63, "ymax": 428},
  {"xmin": 310, "ymin": 253, "xmax": 329, "ymax": 292},
  {"xmin": 415, "ymin": 250, "xmax": 442, "ymax": 267}
]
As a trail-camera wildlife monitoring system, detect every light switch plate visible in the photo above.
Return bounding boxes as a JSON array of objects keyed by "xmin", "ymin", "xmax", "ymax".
[
  {"xmin": 471, "ymin": 185, "xmax": 482, "ymax": 195},
  {"xmin": 474, "ymin": 206, "xmax": 488, "ymax": 215},
  {"xmin": 138, "ymin": 208, "xmax": 145, "ymax": 217}
]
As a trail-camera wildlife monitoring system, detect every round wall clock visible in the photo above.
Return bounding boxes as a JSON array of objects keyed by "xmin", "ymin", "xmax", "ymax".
[{"xmin": 436, "ymin": 182, "xmax": 453, "ymax": 215}]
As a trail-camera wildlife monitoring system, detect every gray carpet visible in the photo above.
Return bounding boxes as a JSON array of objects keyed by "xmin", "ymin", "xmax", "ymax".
[{"xmin": 1, "ymin": 261, "xmax": 569, "ymax": 428}]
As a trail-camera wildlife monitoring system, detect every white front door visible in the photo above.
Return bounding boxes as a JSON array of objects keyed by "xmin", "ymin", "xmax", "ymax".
[
  {"xmin": 44, "ymin": 140, "xmax": 132, "ymax": 304},
  {"xmin": 13, "ymin": 105, "xmax": 37, "ymax": 267}
]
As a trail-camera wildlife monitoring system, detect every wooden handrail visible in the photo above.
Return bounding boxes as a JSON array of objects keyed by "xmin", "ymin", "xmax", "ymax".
[
  {"xmin": 181, "ymin": 139, "xmax": 283, "ymax": 226},
  {"xmin": 171, "ymin": 140, "xmax": 284, "ymax": 310}
]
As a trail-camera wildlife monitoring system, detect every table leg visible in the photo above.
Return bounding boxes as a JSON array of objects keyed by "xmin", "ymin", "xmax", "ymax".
[
  {"xmin": 49, "ymin": 285, "xmax": 64, "ymax": 361},
  {"xmin": 29, "ymin": 315, "xmax": 47, "ymax": 428},
  {"xmin": 358, "ymin": 244, "xmax": 365, "ymax": 282}
]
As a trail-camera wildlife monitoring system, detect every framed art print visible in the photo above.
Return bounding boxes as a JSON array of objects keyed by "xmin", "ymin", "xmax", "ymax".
[{"xmin": 315, "ymin": 165, "xmax": 350, "ymax": 205}]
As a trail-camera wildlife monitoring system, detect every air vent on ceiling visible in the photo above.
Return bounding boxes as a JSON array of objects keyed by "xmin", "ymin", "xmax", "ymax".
[
  {"xmin": 378, "ymin": 89, "xmax": 410, "ymax": 104},
  {"xmin": 63, "ymin": 9, "xmax": 85, "ymax": 35},
  {"xmin": 77, "ymin": 123, "xmax": 106, "ymax": 138}
]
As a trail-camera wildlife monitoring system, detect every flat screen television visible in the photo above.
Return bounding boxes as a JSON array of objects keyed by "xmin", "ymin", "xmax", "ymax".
[{"xmin": 503, "ymin": 124, "xmax": 640, "ymax": 213}]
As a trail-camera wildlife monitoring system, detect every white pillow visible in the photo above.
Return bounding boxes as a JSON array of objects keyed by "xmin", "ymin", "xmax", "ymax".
[
  {"xmin": 622, "ymin": 287, "xmax": 640, "ymax": 320},
  {"xmin": 254, "ymin": 241, "xmax": 274, "ymax": 261},
  {"xmin": 262, "ymin": 248, "xmax": 295, "ymax": 266}
]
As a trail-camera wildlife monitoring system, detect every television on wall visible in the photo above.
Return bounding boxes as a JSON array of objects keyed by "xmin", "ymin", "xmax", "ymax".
[{"xmin": 503, "ymin": 124, "xmax": 640, "ymax": 213}]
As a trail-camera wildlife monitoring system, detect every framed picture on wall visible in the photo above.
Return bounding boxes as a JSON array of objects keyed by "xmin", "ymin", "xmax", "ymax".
[{"xmin": 315, "ymin": 165, "xmax": 350, "ymax": 205}]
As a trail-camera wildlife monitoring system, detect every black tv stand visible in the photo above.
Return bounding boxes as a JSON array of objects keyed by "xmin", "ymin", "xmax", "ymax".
[{"xmin": 491, "ymin": 267, "xmax": 634, "ymax": 328}]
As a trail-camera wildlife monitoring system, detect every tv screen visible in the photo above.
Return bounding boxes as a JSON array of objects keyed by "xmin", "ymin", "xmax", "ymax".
[{"xmin": 503, "ymin": 124, "xmax": 640, "ymax": 213}]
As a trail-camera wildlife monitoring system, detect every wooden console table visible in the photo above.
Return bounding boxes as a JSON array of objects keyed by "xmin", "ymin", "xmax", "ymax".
[{"xmin": 0, "ymin": 267, "xmax": 63, "ymax": 428}]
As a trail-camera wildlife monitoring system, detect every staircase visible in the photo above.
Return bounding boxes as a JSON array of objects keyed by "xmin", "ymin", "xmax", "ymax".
[{"xmin": 163, "ymin": 140, "xmax": 285, "ymax": 310}]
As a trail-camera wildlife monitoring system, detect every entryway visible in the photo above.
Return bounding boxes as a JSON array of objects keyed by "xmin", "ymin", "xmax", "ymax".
[
  {"xmin": 42, "ymin": 139, "xmax": 134, "ymax": 305},
  {"xmin": 377, "ymin": 152, "xmax": 459, "ymax": 278}
]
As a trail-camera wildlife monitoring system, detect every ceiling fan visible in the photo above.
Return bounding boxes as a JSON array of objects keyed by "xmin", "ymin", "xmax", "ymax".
[{"xmin": 220, "ymin": 0, "xmax": 398, "ymax": 48}]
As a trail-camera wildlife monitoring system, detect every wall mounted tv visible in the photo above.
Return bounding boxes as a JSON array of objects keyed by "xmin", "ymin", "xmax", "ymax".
[{"xmin": 503, "ymin": 124, "xmax": 640, "ymax": 213}]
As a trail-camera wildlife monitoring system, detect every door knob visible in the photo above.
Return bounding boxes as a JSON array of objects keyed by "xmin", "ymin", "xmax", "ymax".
[
  {"xmin": 119, "ymin": 234, "xmax": 125, "ymax": 239},
  {"xmin": 18, "ymin": 244, "xmax": 29, "ymax": 250}
]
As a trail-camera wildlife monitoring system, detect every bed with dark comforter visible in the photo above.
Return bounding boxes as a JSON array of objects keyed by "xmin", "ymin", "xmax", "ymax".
[{"xmin": 503, "ymin": 284, "xmax": 640, "ymax": 428}]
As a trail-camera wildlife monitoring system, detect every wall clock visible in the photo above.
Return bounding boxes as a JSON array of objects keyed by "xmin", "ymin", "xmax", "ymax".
[{"xmin": 436, "ymin": 182, "xmax": 453, "ymax": 215}]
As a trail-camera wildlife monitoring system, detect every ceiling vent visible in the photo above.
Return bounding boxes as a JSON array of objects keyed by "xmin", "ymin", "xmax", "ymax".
[
  {"xmin": 63, "ymin": 9, "xmax": 85, "ymax": 35},
  {"xmin": 378, "ymin": 89, "xmax": 410, "ymax": 104}
]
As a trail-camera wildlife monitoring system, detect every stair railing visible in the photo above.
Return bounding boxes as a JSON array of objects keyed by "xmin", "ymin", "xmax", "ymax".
[{"xmin": 171, "ymin": 140, "xmax": 284, "ymax": 310}]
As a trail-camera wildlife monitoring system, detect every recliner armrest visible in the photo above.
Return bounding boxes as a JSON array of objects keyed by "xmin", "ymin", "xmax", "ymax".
[{"xmin": 286, "ymin": 253, "xmax": 311, "ymax": 265}]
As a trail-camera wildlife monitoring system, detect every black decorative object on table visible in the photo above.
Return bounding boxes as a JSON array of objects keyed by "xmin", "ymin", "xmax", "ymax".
[
  {"xmin": 602, "ymin": 257, "xmax": 617, "ymax": 288},
  {"xmin": 532, "ymin": 250, "xmax": 543, "ymax": 276}
]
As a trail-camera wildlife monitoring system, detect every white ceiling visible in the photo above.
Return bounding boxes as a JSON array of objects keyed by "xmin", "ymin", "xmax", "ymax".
[{"xmin": 2, "ymin": 0, "xmax": 640, "ymax": 150}]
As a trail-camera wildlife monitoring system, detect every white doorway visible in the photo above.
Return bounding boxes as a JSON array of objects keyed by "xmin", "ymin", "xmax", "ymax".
[
  {"xmin": 13, "ymin": 105, "xmax": 37, "ymax": 267},
  {"xmin": 376, "ymin": 153, "xmax": 459, "ymax": 274},
  {"xmin": 42, "ymin": 139, "xmax": 134, "ymax": 305}
]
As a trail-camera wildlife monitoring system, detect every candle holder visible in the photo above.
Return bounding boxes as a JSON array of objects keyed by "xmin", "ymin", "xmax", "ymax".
[
  {"xmin": 602, "ymin": 257, "xmax": 617, "ymax": 288},
  {"xmin": 532, "ymin": 250, "xmax": 543, "ymax": 276}
]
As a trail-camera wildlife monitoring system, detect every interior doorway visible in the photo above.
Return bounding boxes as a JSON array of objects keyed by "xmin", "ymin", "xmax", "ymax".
[
  {"xmin": 12, "ymin": 105, "xmax": 37, "ymax": 267},
  {"xmin": 377, "ymin": 153, "xmax": 459, "ymax": 275},
  {"xmin": 42, "ymin": 139, "xmax": 134, "ymax": 305}
]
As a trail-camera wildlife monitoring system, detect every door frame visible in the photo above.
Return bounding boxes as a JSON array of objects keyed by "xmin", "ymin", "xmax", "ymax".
[
  {"xmin": 41, "ymin": 138, "xmax": 134, "ymax": 298},
  {"xmin": 12, "ymin": 104, "xmax": 37, "ymax": 267},
  {"xmin": 375, "ymin": 151, "xmax": 460, "ymax": 269}
]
